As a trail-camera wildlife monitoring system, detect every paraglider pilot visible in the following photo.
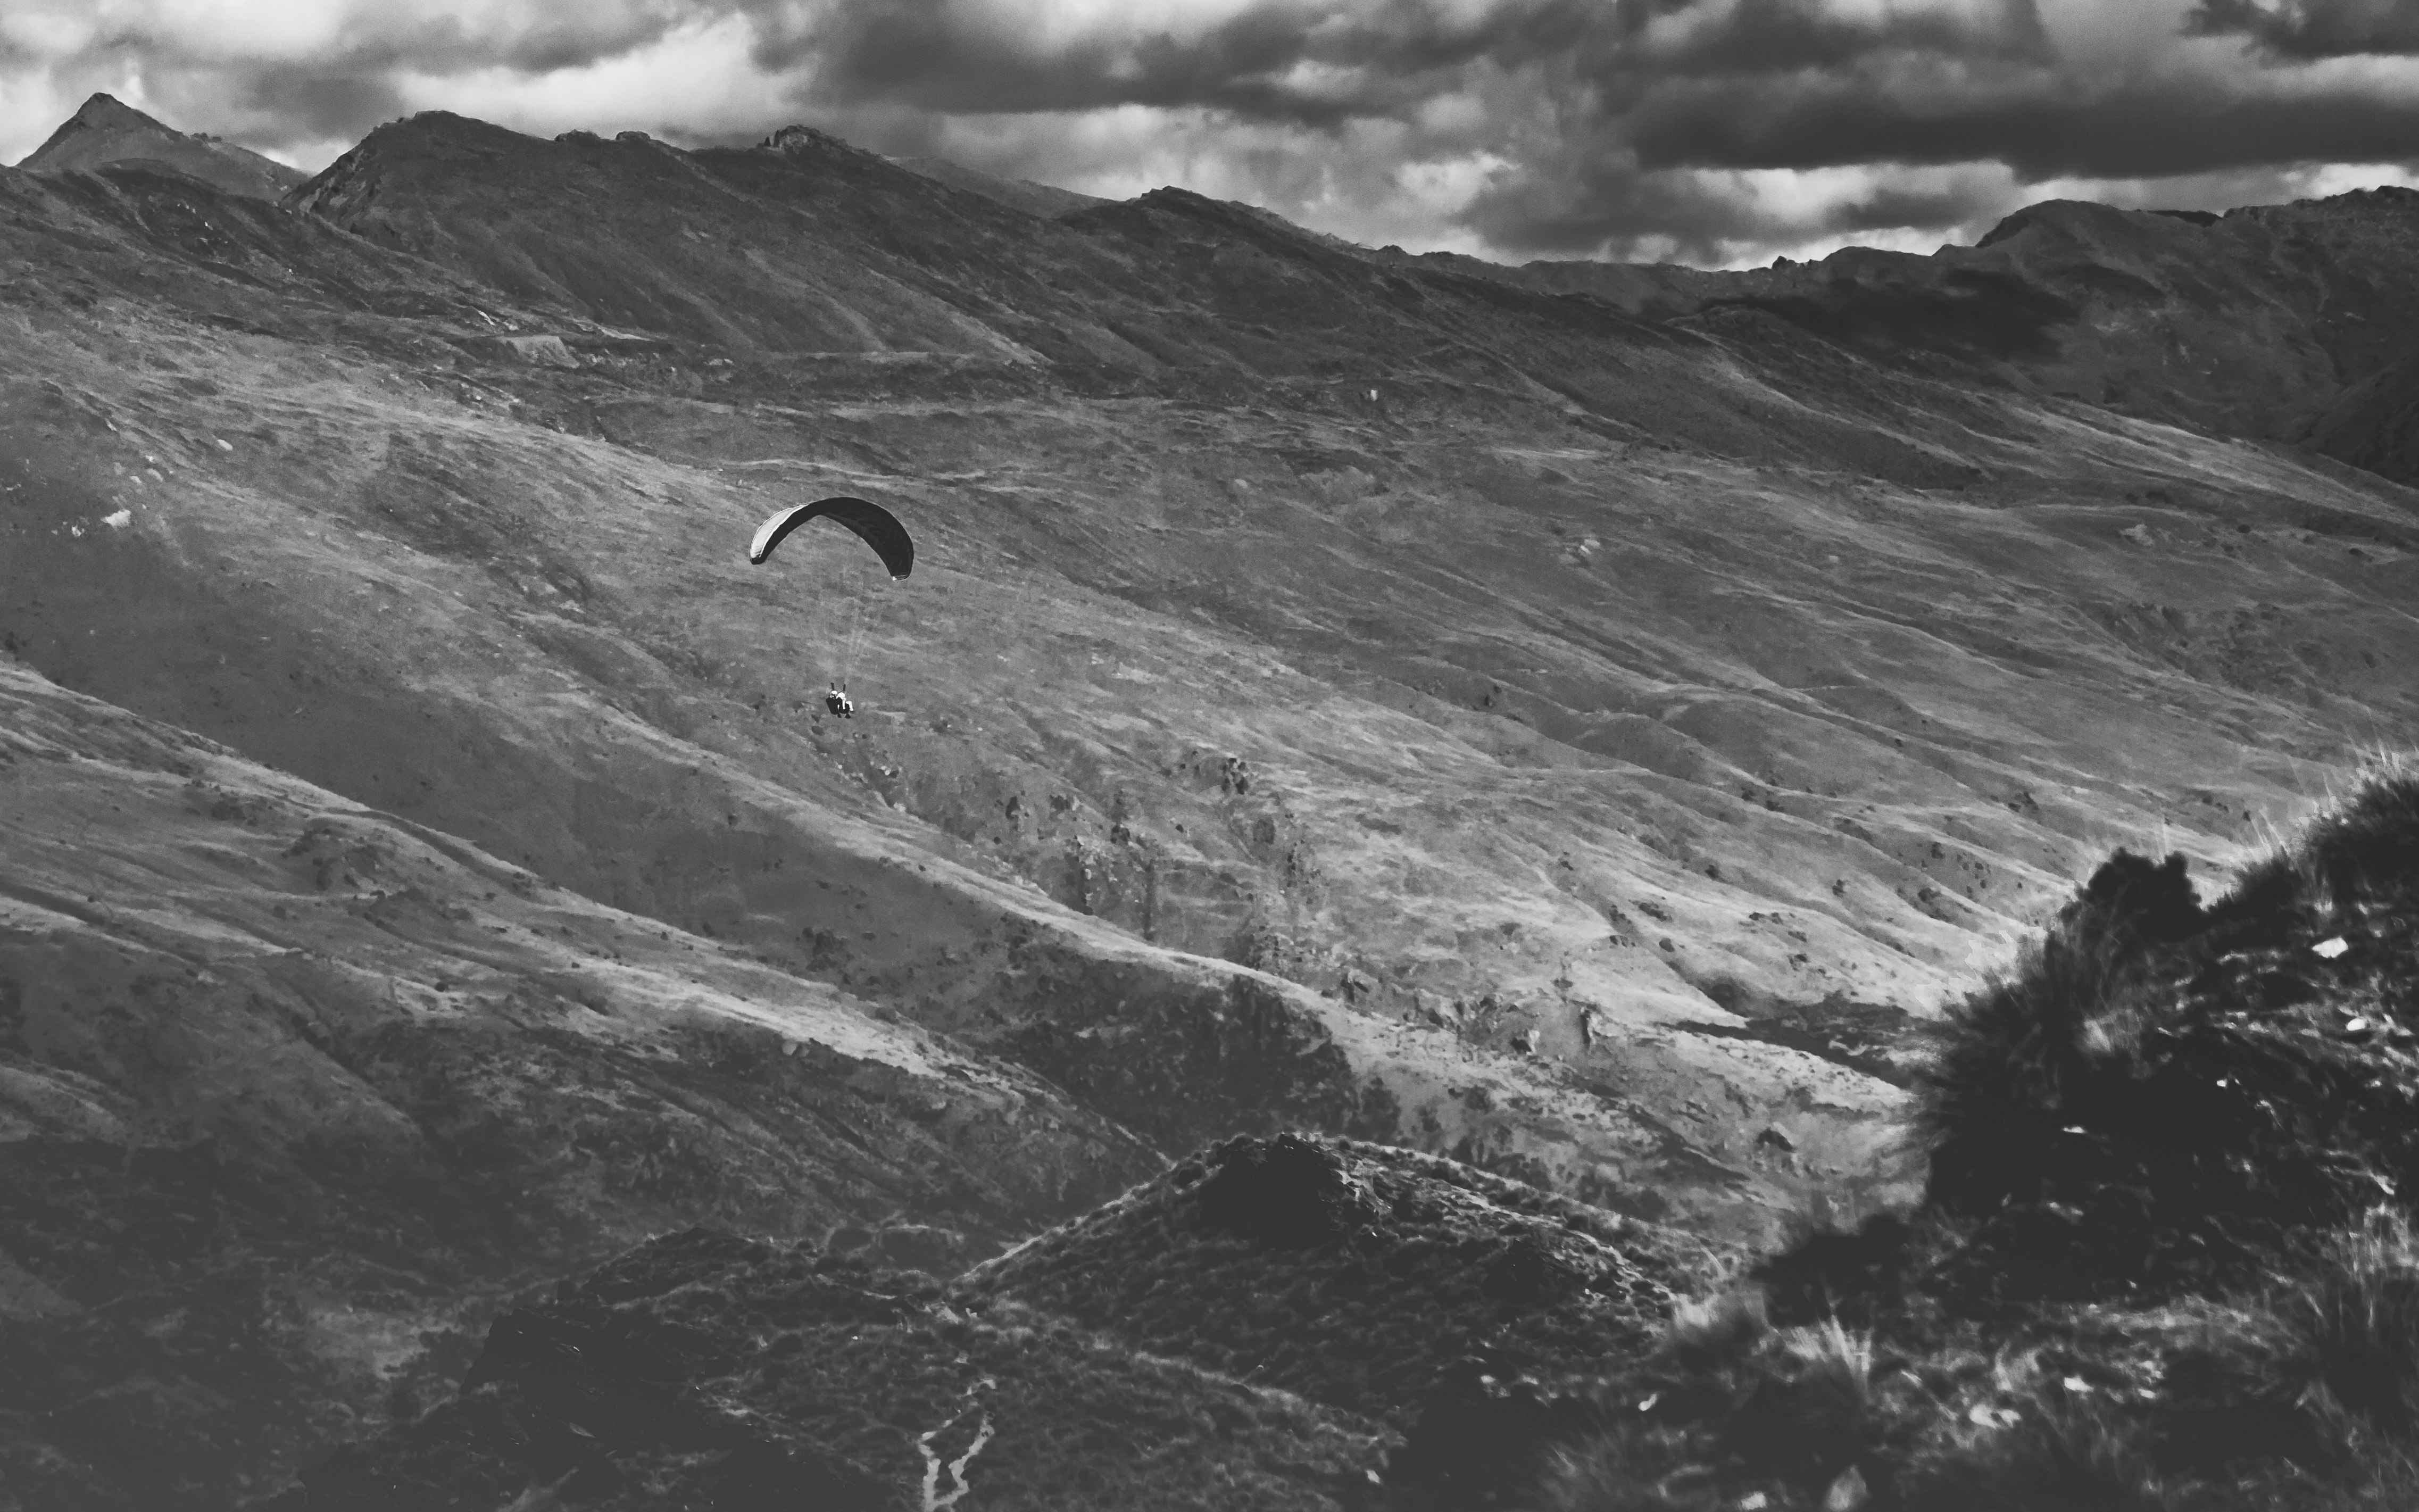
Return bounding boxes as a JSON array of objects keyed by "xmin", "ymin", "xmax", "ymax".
[{"xmin": 747, "ymin": 495, "xmax": 912, "ymax": 722}]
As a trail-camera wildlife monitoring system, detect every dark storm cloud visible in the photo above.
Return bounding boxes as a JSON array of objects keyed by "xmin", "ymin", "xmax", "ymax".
[
  {"xmin": 210, "ymin": 67, "xmax": 411, "ymax": 145},
  {"xmin": 817, "ymin": 2, "xmax": 1364, "ymax": 122},
  {"xmin": 795, "ymin": 0, "xmax": 1605, "ymax": 123},
  {"xmin": 104, "ymin": 5, "xmax": 695, "ymax": 81},
  {"xmin": 1831, "ymin": 182, "xmax": 2012, "ymax": 234},
  {"xmin": 2187, "ymin": 0, "xmax": 2419, "ymax": 59},
  {"xmin": 1622, "ymin": 72, "xmax": 2419, "ymax": 179},
  {"xmin": 778, "ymin": 0, "xmax": 2137, "ymax": 260},
  {"xmin": 801, "ymin": 0, "xmax": 2051, "ymax": 125},
  {"xmin": 1437, "ymin": 0, "xmax": 2419, "ymax": 256},
  {"xmin": 1456, "ymin": 147, "xmax": 2011, "ymax": 262},
  {"xmin": 1452, "ymin": 157, "xmax": 1760, "ymax": 259},
  {"xmin": 1634, "ymin": 0, "xmax": 2053, "ymax": 78}
]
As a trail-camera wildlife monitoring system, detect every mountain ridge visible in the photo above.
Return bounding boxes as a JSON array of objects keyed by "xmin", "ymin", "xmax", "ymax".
[{"xmin": 888, "ymin": 153, "xmax": 1106, "ymax": 218}]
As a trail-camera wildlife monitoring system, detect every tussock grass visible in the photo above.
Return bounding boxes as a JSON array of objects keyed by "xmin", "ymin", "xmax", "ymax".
[
  {"xmin": 2301, "ymin": 761, "xmax": 2419, "ymax": 912},
  {"xmin": 1899, "ymin": 1406, "xmax": 2175, "ymax": 1512},
  {"xmin": 1780, "ymin": 1317, "xmax": 1874, "ymax": 1400},
  {"xmin": 2272, "ymin": 1208, "xmax": 2419, "ymax": 1452},
  {"xmin": 1915, "ymin": 918, "xmax": 2155, "ymax": 1215},
  {"xmin": 1913, "ymin": 844, "xmax": 2211, "ymax": 1223},
  {"xmin": 1727, "ymin": 1316, "xmax": 1876, "ymax": 1481}
]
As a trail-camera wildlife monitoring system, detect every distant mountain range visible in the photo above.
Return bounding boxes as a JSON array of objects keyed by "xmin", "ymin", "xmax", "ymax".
[{"xmin": 23, "ymin": 94, "xmax": 2419, "ymax": 481}]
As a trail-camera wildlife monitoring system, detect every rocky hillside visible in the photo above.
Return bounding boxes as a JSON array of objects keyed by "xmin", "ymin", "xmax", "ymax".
[{"xmin": 6, "ymin": 97, "xmax": 2419, "ymax": 1508}]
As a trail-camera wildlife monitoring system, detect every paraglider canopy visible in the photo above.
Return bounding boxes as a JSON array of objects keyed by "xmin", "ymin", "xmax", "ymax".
[{"xmin": 747, "ymin": 496, "xmax": 915, "ymax": 579}]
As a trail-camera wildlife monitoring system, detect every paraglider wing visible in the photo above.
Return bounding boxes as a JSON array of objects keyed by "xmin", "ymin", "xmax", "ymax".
[{"xmin": 746, "ymin": 496, "xmax": 915, "ymax": 579}]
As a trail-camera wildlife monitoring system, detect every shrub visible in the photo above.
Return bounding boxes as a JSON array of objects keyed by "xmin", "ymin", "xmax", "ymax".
[
  {"xmin": 1909, "ymin": 817, "xmax": 2419, "ymax": 1284},
  {"xmin": 1915, "ymin": 909, "xmax": 2155, "ymax": 1215},
  {"xmin": 2060, "ymin": 849, "xmax": 2206, "ymax": 951},
  {"xmin": 2196, "ymin": 850, "xmax": 2313, "ymax": 948},
  {"xmin": 2300, "ymin": 763, "xmax": 2419, "ymax": 912}
]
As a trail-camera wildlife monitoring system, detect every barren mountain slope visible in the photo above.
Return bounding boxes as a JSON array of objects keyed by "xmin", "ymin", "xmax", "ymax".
[{"xmin": 17, "ymin": 93, "xmax": 305, "ymax": 202}]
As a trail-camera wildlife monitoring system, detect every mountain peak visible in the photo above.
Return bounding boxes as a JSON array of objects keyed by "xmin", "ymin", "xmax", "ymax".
[
  {"xmin": 68, "ymin": 92, "xmax": 163, "ymax": 132},
  {"xmin": 18, "ymin": 93, "xmax": 170, "ymax": 166},
  {"xmin": 16, "ymin": 90, "xmax": 304, "ymax": 201}
]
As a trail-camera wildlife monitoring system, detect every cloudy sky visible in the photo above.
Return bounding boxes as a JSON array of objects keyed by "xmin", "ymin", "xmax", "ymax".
[{"xmin": 6, "ymin": 0, "xmax": 2419, "ymax": 268}]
